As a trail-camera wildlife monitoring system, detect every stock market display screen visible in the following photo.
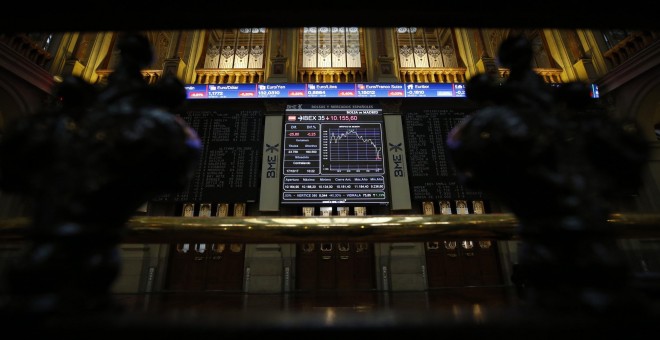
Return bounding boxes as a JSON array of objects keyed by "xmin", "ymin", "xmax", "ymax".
[{"xmin": 281, "ymin": 104, "xmax": 388, "ymax": 205}]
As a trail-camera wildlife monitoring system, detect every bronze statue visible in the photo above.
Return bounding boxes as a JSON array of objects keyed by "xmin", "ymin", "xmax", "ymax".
[
  {"xmin": 0, "ymin": 33, "xmax": 201, "ymax": 315},
  {"xmin": 447, "ymin": 34, "xmax": 650, "ymax": 314}
]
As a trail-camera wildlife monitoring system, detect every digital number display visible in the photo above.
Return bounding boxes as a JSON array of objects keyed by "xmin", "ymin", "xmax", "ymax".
[
  {"xmin": 404, "ymin": 83, "xmax": 465, "ymax": 97},
  {"xmin": 281, "ymin": 104, "xmax": 388, "ymax": 205},
  {"xmin": 186, "ymin": 83, "xmax": 599, "ymax": 99},
  {"xmin": 185, "ymin": 83, "xmax": 469, "ymax": 99}
]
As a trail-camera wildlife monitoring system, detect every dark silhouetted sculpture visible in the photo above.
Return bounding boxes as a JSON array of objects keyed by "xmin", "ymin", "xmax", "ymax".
[
  {"xmin": 447, "ymin": 35, "xmax": 650, "ymax": 314},
  {"xmin": 0, "ymin": 33, "xmax": 201, "ymax": 315}
]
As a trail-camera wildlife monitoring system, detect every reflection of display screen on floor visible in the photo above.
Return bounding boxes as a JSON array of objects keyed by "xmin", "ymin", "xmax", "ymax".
[{"xmin": 281, "ymin": 104, "xmax": 388, "ymax": 205}]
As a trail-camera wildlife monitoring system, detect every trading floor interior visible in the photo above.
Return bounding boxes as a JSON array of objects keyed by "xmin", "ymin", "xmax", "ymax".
[{"xmin": 1, "ymin": 5, "xmax": 660, "ymax": 338}]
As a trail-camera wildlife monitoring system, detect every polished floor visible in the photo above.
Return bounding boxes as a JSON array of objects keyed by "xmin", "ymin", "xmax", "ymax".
[
  {"xmin": 98, "ymin": 285, "xmax": 658, "ymax": 340},
  {"xmin": 5, "ymin": 285, "xmax": 660, "ymax": 339},
  {"xmin": 115, "ymin": 286, "xmax": 520, "ymax": 315}
]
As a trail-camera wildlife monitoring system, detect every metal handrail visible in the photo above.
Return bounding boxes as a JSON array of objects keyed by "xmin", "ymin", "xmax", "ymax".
[{"xmin": 1, "ymin": 212, "xmax": 659, "ymax": 244}]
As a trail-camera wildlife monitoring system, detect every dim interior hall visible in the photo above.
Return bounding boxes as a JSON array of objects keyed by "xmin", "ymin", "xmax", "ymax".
[{"xmin": 0, "ymin": 25, "xmax": 659, "ymax": 314}]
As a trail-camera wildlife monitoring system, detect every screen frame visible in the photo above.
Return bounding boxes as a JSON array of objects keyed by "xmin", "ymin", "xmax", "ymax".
[{"xmin": 280, "ymin": 103, "xmax": 390, "ymax": 206}]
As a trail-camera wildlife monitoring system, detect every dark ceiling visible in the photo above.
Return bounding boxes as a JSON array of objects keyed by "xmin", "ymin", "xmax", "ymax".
[{"xmin": 2, "ymin": 5, "xmax": 659, "ymax": 33}]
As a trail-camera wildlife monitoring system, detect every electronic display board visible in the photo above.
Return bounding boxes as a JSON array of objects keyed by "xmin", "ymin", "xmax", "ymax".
[
  {"xmin": 185, "ymin": 83, "xmax": 600, "ymax": 99},
  {"xmin": 281, "ymin": 104, "xmax": 388, "ymax": 205},
  {"xmin": 185, "ymin": 83, "xmax": 465, "ymax": 99},
  {"xmin": 186, "ymin": 84, "xmax": 258, "ymax": 99},
  {"xmin": 151, "ymin": 108, "xmax": 264, "ymax": 203},
  {"xmin": 402, "ymin": 105, "xmax": 484, "ymax": 201}
]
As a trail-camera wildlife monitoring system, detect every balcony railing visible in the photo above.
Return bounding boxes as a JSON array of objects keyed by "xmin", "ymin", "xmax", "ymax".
[
  {"xmin": 95, "ymin": 69, "xmax": 163, "ymax": 85},
  {"xmin": 194, "ymin": 68, "xmax": 264, "ymax": 84},
  {"xmin": 0, "ymin": 33, "xmax": 52, "ymax": 68},
  {"xmin": 603, "ymin": 31, "xmax": 659, "ymax": 69},
  {"xmin": 298, "ymin": 67, "xmax": 367, "ymax": 83},
  {"xmin": 399, "ymin": 67, "xmax": 467, "ymax": 83},
  {"xmin": 498, "ymin": 67, "xmax": 564, "ymax": 83}
]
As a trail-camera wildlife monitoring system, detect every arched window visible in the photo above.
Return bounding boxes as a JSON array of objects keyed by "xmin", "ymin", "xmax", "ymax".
[
  {"xmin": 298, "ymin": 27, "xmax": 366, "ymax": 82},
  {"xmin": 203, "ymin": 28, "xmax": 267, "ymax": 69},
  {"xmin": 395, "ymin": 27, "xmax": 459, "ymax": 68},
  {"xmin": 301, "ymin": 27, "xmax": 362, "ymax": 68}
]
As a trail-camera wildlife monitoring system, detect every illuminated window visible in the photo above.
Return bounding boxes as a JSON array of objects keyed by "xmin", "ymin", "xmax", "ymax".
[
  {"xmin": 301, "ymin": 27, "xmax": 362, "ymax": 68},
  {"xmin": 396, "ymin": 27, "xmax": 458, "ymax": 68},
  {"xmin": 203, "ymin": 28, "xmax": 267, "ymax": 69}
]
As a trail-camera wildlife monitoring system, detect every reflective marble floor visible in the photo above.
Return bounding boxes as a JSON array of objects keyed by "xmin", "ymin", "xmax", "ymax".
[
  {"xmin": 5, "ymin": 285, "xmax": 659, "ymax": 339},
  {"xmin": 114, "ymin": 285, "xmax": 520, "ymax": 315}
]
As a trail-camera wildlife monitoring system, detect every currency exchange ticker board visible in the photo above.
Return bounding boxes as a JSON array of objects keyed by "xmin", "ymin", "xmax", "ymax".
[{"xmin": 185, "ymin": 83, "xmax": 466, "ymax": 99}]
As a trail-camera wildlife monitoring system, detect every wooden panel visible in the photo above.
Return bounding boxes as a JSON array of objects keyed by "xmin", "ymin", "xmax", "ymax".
[
  {"xmin": 165, "ymin": 243, "xmax": 245, "ymax": 292},
  {"xmin": 295, "ymin": 242, "xmax": 375, "ymax": 291},
  {"xmin": 205, "ymin": 243, "xmax": 245, "ymax": 291},
  {"xmin": 165, "ymin": 243, "xmax": 207, "ymax": 291},
  {"xmin": 476, "ymin": 240, "xmax": 503, "ymax": 285},
  {"xmin": 165, "ymin": 244, "xmax": 196, "ymax": 290},
  {"xmin": 425, "ymin": 239, "xmax": 502, "ymax": 288},
  {"xmin": 352, "ymin": 243, "xmax": 376, "ymax": 290},
  {"xmin": 317, "ymin": 242, "xmax": 337, "ymax": 290},
  {"xmin": 295, "ymin": 243, "xmax": 318, "ymax": 291}
]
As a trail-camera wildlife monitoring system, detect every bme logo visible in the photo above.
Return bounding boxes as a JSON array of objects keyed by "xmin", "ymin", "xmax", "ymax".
[
  {"xmin": 389, "ymin": 143, "xmax": 405, "ymax": 177},
  {"xmin": 265, "ymin": 143, "xmax": 279, "ymax": 178},
  {"xmin": 265, "ymin": 143, "xmax": 279, "ymax": 153},
  {"xmin": 388, "ymin": 142, "xmax": 402, "ymax": 152}
]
